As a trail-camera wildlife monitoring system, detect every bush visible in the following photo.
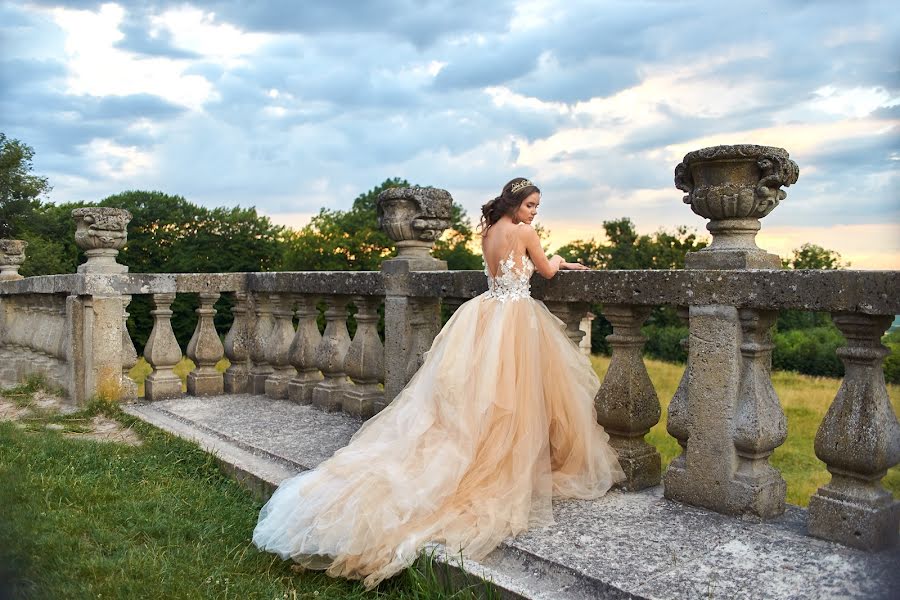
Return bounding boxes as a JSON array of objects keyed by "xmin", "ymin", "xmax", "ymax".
[{"xmin": 772, "ymin": 326, "xmax": 845, "ymax": 378}]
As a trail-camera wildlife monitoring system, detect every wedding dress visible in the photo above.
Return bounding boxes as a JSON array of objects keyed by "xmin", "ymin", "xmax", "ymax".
[{"xmin": 253, "ymin": 248, "xmax": 624, "ymax": 588}]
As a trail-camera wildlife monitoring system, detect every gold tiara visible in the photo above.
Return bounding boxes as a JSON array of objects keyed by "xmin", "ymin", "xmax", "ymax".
[{"xmin": 510, "ymin": 179, "xmax": 534, "ymax": 194}]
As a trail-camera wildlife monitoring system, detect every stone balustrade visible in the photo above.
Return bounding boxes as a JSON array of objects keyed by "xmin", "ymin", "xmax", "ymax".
[{"xmin": 0, "ymin": 149, "xmax": 897, "ymax": 553}]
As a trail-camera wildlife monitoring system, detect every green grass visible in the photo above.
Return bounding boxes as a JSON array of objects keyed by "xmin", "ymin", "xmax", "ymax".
[
  {"xmin": 0, "ymin": 381, "xmax": 496, "ymax": 600},
  {"xmin": 590, "ymin": 355, "xmax": 900, "ymax": 506}
]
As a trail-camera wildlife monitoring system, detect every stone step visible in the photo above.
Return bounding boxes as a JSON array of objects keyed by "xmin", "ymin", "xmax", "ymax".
[{"xmin": 124, "ymin": 395, "xmax": 900, "ymax": 600}]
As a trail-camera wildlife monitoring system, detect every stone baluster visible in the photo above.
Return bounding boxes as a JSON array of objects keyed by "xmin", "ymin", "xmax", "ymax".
[
  {"xmin": 343, "ymin": 295, "xmax": 385, "ymax": 417},
  {"xmin": 144, "ymin": 292, "xmax": 183, "ymax": 401},
  {"xmin": 265, "ymin": 294, "xmax": 297, "ymax": 399},
  {"xmin": 808, "ymin": 313, "xmax": 900, "ymax": 550},
  {"xmin": 545, "ymin": 301, "xmax": 590, "ymax": 347},
  {"xmin": 404, "ymin": 299, "xmax": 440, "ymax": 382},
  {"xmin": 120, "ymin": 295, "xmax": 138, "ymax": 400},
  {"xmin": 288, "ymin": 295, "xmax": 323, "ymax": 404},
  {"xmin": 663, "ymin": 307, "xmax": 690, "ymax": 486},
  {"xmin": 731, "ymin": 309, "xmax": 786, "ymax": 518},
  {"xmin": 224, "ymin": 291, "xmax": 252, "ymax": 394},
  {"xmin": 186, "ymin": 292, "xmax": 225, "ymax": 396},
  {"xmin": 594, "ymin": 304, "xmax": 661, "ymax": 491},
  {"xmin": 0, "ymin": 239, "xmax": 28, "ymax": 281},
  {"xmin": 249, "ymin": 292, "xmax": 275, "ymax": 394},
  {"xmin": 665, "ymin": 144, "xmax": 798, "ymax": 518},
  {"xmin": 312, "ymin": 295, "xmax": 352, "ymax": 412}
]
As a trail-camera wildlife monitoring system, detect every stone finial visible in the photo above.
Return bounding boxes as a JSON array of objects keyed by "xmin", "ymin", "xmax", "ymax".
[
  {"xmin": 72, "ymin": 207, "xmax": 132, "ymax": 274},
  {"xmin": 0, "ymin": 239, "xmax": 28, "ymax": 281},
  {"xmin": 376, "ymin": 186, "xmax": 452, "ymax": 264},
  {"xmin": 675, "ymin": 144, "xmax": 799, "ymax": 269}
]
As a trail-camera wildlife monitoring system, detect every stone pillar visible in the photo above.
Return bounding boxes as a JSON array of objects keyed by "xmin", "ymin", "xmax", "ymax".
[
  {"xmin": 264, "ymin": 294, "xmax": 297, "ymax": 399},
  {"xmin": 67, "ymin": 294, "xmax": 125, "ymax": 403},
  {"xmin": 311, "ymin": 295, "xmax": 352, "ymax": 412},
  {"xmin": 186, "ymin": 292, "xmax": 225, "ymax": 396},
  {"xmin": 808, "ymin": 313, "xmax": 900, "ymax": 550},
  {"xmin": 377, "ymin": 186, "xmax": 451, "ymax": 403},
  {"xmin": 546, "ymin": 301, "xmax": 590, "ymax": 347},
  {"xmin": 224, "ymin": 291, "xmax": 252, "ymax": 394},
  {"xmin": 594, "ymin": 304, "xmax": 661, "ymax": 491},
  {"xmin": 144, "ymin": 292, "xmax": 183, "ymax": 401},
  {"xmin": 288, "ymin": 294, "xmax": 323, "ymax": 404},
  {"xmin": 664, "ymin": 307, "xmax": 690, "ymax": 481},
  {"xmin": 579, "ymin": 312, "xmax": 595, "ymax": 356},
  {"xmin": 72, "ymin": 208, "xmax": 132, "ymax": 274},
  {"xmin": 664, "ymin": 144, "xmax": 799, "ymax": 518},
  {"xmin": 0, "ymin": 239, "xmax": 27, "ymax": 281},
  {"xmin": 343, "ymin": 295, "xmax": 385, "ymax": 417},
  {"xmin": 120, "ymin": 295, "xmax": 139, "ymax": 400},
  {"xmin": 249, "ymin": 292, "xmax": 275, "ymax": 394}
]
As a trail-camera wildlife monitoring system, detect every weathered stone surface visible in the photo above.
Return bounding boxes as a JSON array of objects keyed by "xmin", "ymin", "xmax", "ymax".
[
  {"xmin": 404, "ymin": 269, "xmax": 900, "ymax": 315},
  {"xmin": 675, "ymin": 144, "xmax": 798, "ymax": 270},
  {"xmin": 808, "ymin": 312, "xmax": 900, "ymax": 550},
  {"xmin": 0, "ymin": 239, "xmax": 27, "ymax": 281},
  {"xmin": 264, "ymin": 294, "xmax": 296, "ymax": 399},
  {"xmin": 249, "ymin": 293, "xmax": 275, "ymax": 395},
  {"xmin": 144, "ymin": 293, "xmax": 183, "ymax": 401},
  {"xmin": 72, "ymin": 207, "xmax": 132, "ymax": 274},
  {"xmin": 311, "ymin": 296, "xmax": 352, "ymax": 411},
  {"xmin": 594, "ymin": 304, "xmax": 661, "ymax": 491},
  {"xmin": 287, "ymin": 294, "xmax": 323, "ymax": 405},
  {"xmin": 248, "ymin": 271, "xmax": 383, "ymax": 295},
  {"xmin": 223, "ymin": 291, "xmax": 251, "ymax": 394},
  {"xmin": 186, "ymin": 292, "xmax": 224, "ymax": 396},
  {"xmin": 120, "ymin": 295, "xmax": 138, "ymax": 400},
  {"xmin": 343, "ymin": 295, "xmax": 384, "ymax": 417},
  {"xmin": 126, "ymin": 395, "xmax": 900, "ymax": 600},
  {"xmin": 376, "ymin": 186, "xmax": 452, "ymax": 266}
]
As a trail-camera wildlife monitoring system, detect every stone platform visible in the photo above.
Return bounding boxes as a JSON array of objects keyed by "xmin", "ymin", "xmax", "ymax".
[{"xmin": 125, "ymin": 395, "xmax": 900, "ymax": 600}]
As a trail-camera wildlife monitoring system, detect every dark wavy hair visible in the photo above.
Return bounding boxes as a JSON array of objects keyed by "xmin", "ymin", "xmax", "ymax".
[{"xmin": 478, "ymin": 177, "xmax": 541, "ymax": 234}]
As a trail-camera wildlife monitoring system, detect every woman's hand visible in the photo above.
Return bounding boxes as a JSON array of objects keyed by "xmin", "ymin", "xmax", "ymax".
[{"xmin": 559, "ymin": 261, "xmax": 589, "ymax": 271}]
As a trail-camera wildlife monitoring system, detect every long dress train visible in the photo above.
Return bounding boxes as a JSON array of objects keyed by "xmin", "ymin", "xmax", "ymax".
[{"xmin": 253, "ymin": 249, "xmax": 624, "ymax": 588}]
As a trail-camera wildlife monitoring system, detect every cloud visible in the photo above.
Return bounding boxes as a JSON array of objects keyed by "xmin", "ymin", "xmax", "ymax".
[{"xmin": 3, "ymin": 0, "xmax": 899, "ymax": 269}]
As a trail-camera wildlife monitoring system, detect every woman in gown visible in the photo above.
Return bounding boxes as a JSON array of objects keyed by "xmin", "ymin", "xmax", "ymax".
[{"xmin": 253, "ymin": 177, "xmax": 624, "ymax": 588}]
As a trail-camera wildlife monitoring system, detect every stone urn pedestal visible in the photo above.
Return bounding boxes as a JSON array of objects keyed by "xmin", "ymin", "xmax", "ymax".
[
  {"xmin": 72, "ymin": 207, "xmax": 133, "ymax": 274},
  {"xmin": 0, "ymin": 239, "xmax": 28, "ymax": 281},
  {"xmin": 675, "ymin": 144, "xmax": 799, "ymax": 270}
]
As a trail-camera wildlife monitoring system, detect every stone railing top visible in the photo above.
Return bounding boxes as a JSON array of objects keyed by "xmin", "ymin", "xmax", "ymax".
[
  {"xmin": 408, "ymin": 269, "xmax": 900, "ymax": 315},
  {"xmin": 1, "ymin": 269, "xmax": 897, "ymax": 315}
]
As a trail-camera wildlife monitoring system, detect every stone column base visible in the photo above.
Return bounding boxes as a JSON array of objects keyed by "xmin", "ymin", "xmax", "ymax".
[
  {"xmin": 121, "ymin": 375, "xmax": 138, "ymax": 401},
  {"xmin": 224, "ymin": 370, "xmax": 250, "ymax": 394},
  {"xmin": 343, "ymin": 387, "xmax": 382, "ymax": 419},
  {"xmin": 731, "ymin": 472, "xmax": 786, "ymax": 520},
  {"xmin": 612, "ymin": 440, "xmax": 661, "ymax": 492},
  {"xmin": 187, "ymin": 371, "xmax": 224, "ymax": 396},
  {"xmin": 251, "ymin": 369, "xmax": 274, "ymax": 395},
  {"xmin": 808, "ymin": 486, "xmax": 900, "ymax": 551},
  {"xmin": 264, "ymin": 370, "xmax": 293, "ymax": 399},
  {"xmin": 312, "ymin": 379, "xmax": 350, "ymax": 412},
  {"xmin": 288, "ymin": 374, "xmax": 322, "ymax": 404},
  {"xmin": 145, "ymin": 373, "xmax": 182, "ymax": 401}
]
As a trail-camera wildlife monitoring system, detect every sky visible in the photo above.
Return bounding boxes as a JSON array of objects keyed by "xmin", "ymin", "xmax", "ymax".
[{"xmin": 2, "ymin": 0, "xmax": 899, "ymax": 268}]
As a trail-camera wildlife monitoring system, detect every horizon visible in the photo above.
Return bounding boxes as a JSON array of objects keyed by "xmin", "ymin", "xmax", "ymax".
[{"xmin": 3, "ymin": 1, "xmax": 898, "ymax": 269}]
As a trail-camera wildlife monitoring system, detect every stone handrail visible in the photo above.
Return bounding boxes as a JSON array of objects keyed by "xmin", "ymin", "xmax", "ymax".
[{"xmin": 1, "ymin": 146, "xmax": 897, "ymax": 554}]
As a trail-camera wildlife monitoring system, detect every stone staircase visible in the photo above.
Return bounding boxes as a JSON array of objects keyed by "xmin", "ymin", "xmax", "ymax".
[{"xmin": 125, "ymin": 395, "xmax": 900, "ymax": 600}]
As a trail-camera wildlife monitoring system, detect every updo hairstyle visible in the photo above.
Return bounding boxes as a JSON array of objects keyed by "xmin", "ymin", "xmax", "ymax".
[{"xmin": 478, "ymin": 177, "xmax": 541, "ymax": 234}]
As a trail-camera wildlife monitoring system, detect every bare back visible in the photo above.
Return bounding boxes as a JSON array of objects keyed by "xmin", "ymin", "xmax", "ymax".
[{"xmin": 482, "ymin": 222, "xmax": 530, "ymax": 278}]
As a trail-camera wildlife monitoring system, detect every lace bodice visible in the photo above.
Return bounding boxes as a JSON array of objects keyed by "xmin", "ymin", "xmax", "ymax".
[{"xmin": 484, "ymin": 250, "xmax": 534, "ymax": 302}]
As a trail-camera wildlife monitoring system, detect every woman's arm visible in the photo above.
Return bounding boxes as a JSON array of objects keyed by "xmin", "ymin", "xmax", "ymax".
[{"xmin": 520, "ymin": 225, "xmax": 586, "ymax": 278}]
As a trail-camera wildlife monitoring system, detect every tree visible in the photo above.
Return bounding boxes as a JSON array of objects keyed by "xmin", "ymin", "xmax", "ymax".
[
  {"xmin": 282, "ymin": 178, "xmax": 481, "ymax": 271},
  {"xmin": 0, "ymin": 132, "xmax": 52, "ymax": 238},
  {"xmin": 782, "ymin": 243, "xmax": 848, "ymax": 269}
]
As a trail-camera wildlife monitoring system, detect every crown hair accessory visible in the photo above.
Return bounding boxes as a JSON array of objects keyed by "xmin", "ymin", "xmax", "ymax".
[{"xmin": 510, "ymin": 179, "xmax": 535, "ymax": 195}]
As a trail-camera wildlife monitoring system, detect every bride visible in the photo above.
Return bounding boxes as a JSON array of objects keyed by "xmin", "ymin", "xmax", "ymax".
[{"xmin": 253, "ymin": 177, "xmax": 624, "ymax": 588}]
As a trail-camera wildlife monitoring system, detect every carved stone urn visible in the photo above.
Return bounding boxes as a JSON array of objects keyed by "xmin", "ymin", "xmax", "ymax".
[
  {"xmin": 0, "ymin": 239, "xmax": 28, "ymax": 281},
  {"xmin": 675, "ymin": 144, "xmax": 799, "ymax": 269},
  {"xmin": 376, "ymin": 186, "xmax": 452, "ymax": 268},
  {"xmin": 72, "ymin": 207, "xmax": 132, "ymax": 273}
]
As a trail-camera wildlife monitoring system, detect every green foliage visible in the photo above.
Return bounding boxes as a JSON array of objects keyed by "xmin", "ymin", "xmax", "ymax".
[
  {"xmin": 282, "ymin": 178, "xmax": 481, "ymax": 272},
  {"xmin": 772, "ymin": 326, "xmax": 845, "ymax": 378},
  {"xmin": 883, "ymin": 329, "xmax": 900, "ymax": 385},
  {"xmin": 781, "ymin": 242, "xmax": 848, "ymax": 269},
  {"xmin": 0, "ymin": 132, "xmax": 52, "ymax": 238}
]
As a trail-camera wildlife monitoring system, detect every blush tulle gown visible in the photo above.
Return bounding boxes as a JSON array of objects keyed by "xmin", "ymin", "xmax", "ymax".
[{"xmin": 252, "ymin": 250, "xmax": 624, "ymax": 588}]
